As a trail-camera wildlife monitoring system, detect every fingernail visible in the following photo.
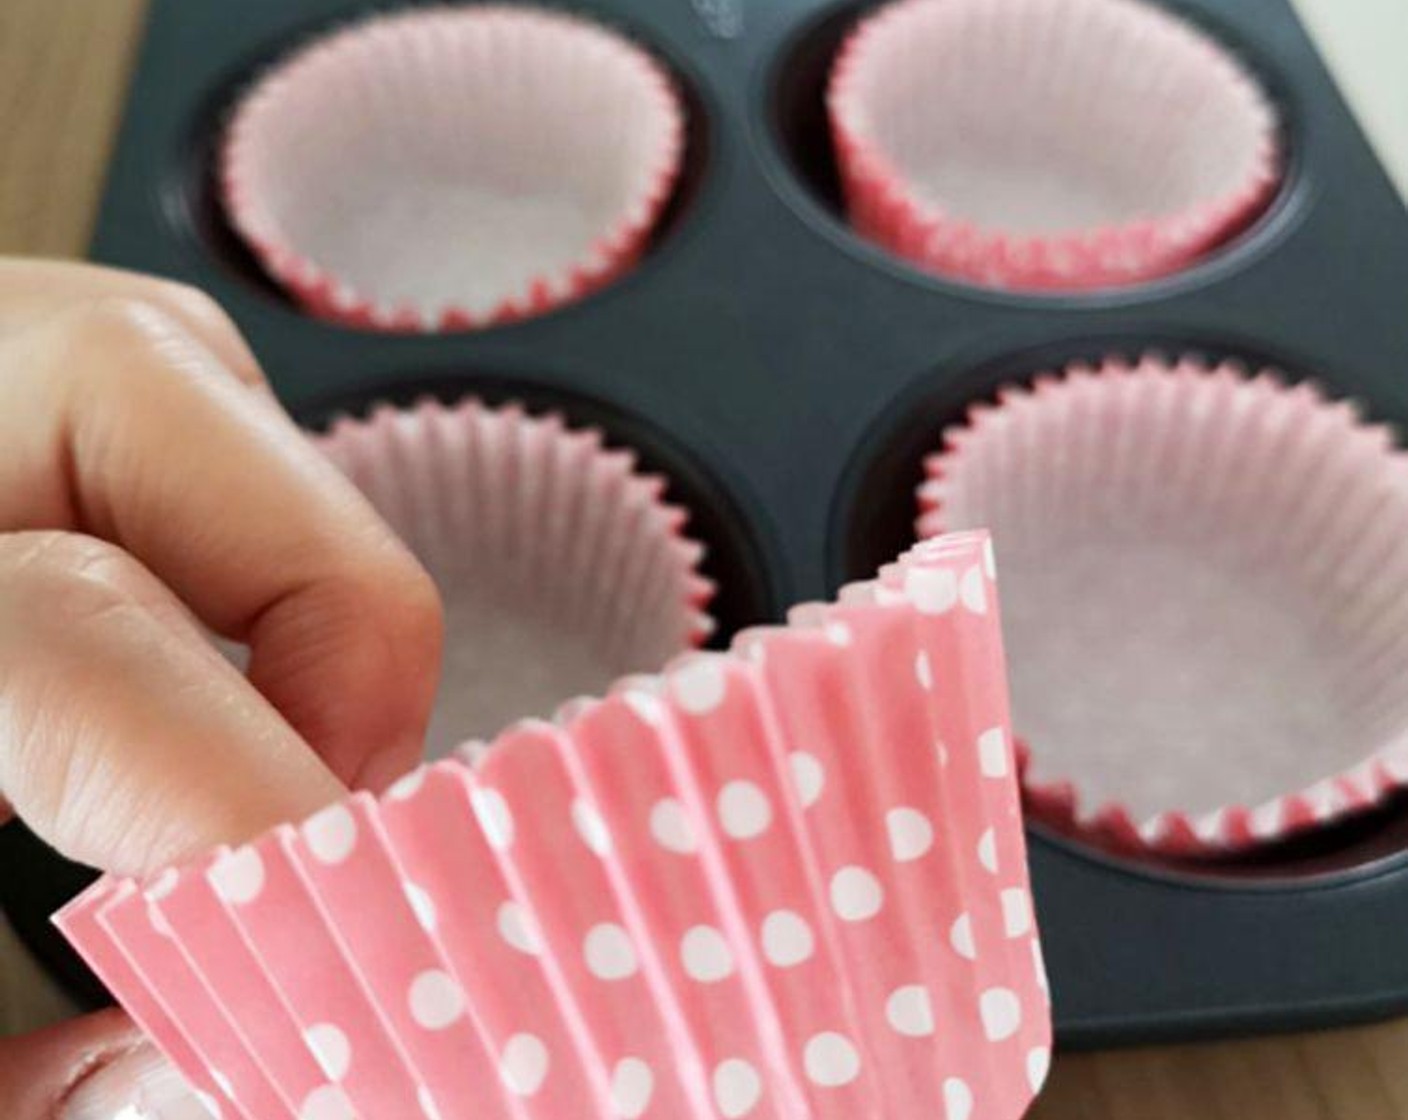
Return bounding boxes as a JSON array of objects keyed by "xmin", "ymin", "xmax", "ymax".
[{"xmin": 62, "ymin": 1043, "xmax": 218, "ymax": 1120}]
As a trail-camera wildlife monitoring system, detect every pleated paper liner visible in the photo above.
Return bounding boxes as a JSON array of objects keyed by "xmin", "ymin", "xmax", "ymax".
[
  {"xmin": 58, "ymin": 531, "xmax": 1051, "ymax": 1120},
  {"xmin": 827, "ymin": 0, "xmax": 1280, "ymax": 291},
  {"xmin": 919, "ymin": 357, "xmax": 1408, "ymax": 856},
  {"xmin": 222, "ymin": 5, "xmax": 685, "ymax": 332},
  {"xmin": 312, "ymin": 397, "xmax": 714, "ymax": 760}
]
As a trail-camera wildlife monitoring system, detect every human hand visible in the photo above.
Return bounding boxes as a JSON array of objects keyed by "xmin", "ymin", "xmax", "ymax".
[{"xmin": 0, "ymin": 259, "xmax": 444, "ymax": 1118}]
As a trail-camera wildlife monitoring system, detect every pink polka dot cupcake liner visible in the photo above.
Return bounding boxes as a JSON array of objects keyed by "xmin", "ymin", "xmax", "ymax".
[
  {"xmin": 312, "ymin": 397, "xmax": 714, "ymax": 760},
  {"xmin": 919, "ymin": 356, "xmax": 1408, "ymax": 856},
  {"xmin": 828, "ymin": 0, "xmax": 1280, "ymax": 291},
  {"xmin": 223, "ymin": 5, "xmax": 684, "ymax": 332},
  {"xmin": 59, "ymin": 531, "xmax": 1052, "ymax": 1120}
]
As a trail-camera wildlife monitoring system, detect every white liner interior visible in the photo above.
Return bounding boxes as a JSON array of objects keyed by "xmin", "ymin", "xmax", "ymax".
[
  {"xmin": 316, "ymin": 400, "xmax": 709, "ymax": 759},
  {"xmin": 928, "ymin": 362, "xmax": 1408, "ymax": 819},
  {"xmin": 228, "ymin": 6, "xmax": 680, "ymax": 318},
  {"xmin": 838, "ymin": 0, "xmax": 1276, "ymax": 236}
]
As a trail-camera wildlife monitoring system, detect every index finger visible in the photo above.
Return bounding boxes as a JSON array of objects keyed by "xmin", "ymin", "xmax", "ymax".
[
  {"xmin": 0, "ymin": 258, "xmax": 265, "ymax": 388},
  {"xmin": 0, "ymin": 295, "xmax": 443, "ymax": 789}
]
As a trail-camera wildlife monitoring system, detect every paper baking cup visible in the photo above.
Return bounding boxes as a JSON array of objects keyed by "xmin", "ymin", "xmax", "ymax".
[
  {"xmin": 919, "ymin": 357, "xmax": 1408, "ymax": 855},
  {"xmin": 223, "ymin": 6, "xmax": 684, "ymax": 331},
  {"xmin": 314, "ymin": 398, "xmax": 714, "ymax": 758},
  {"xmin": 59, "ymin": 531, "xmax": 1052, "ymax": 1120},
  {"xmin": 828, "ymin": 0, "xmax": 1280, "ymax": 291}
]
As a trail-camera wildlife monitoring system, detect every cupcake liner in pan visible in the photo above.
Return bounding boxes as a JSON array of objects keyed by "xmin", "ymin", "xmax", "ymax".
[
  {"xmin": 918, "ymin": 356, "xmax": 1408, "ymax": 855},
  {"xmin": 58, "ymin": 531, "xmax": 1052, "ymax": 1119},
  {"xmin": 312, "ymin": 397, "xmax": 714, "ymax": 759},
  {"xmin": 223, "ymin": 5, "xmax": 685, "ymax": 331},
  {"xmin": 827, "ymin": 0, "xmax": 1281, "ymax": 291}
]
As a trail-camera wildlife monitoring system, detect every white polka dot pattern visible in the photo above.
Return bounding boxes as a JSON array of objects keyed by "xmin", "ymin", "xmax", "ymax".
[
  {"xmin": 470, "ymin": 786, "xmax": 514, "ymax": 850},
  {"xmin": 804, "ymin": 1031, "xmax": 861, "ymax": 1087},
  {"xmin": 904, "ymin": 565, "xmax": 958, "ymax": 614},
  {"xmin": 584, "ymin": 923, "xmax": 639, "ymax": 981},
  {"xmin": 408, "ymin": 970, "xmax": 465, "ymax": 1030},
  {"xmin": 977, "ymin": 828, "xmax": 999, "ymax": 873},
  {"xmin": 1027, "ymin": 1046, "xmax": 1052, "ymax": 1092},
  {"xmin": 498, "ymin": 1033, "xmax": 549, "ymax": 1096},
  {"xmin": 56, "ymin": 532, "xmax": 1048, "ymax": 1120},
  {"xmin": 208, "ymin": 847, "xmax": 264, "ymax": 905},
  {"xmin": 713, "ymin": 1058, "xmax": 763, "ymax": 1118},
  {"xmin": 886, "ymin": 807, "xmax": 934, "ymax": 861},
  {"xmin": 979, "ymin": 987, "xmax": 1023, "ymax": 1041},
  {"xmin": 649, "ymin": 797, "xmax": 698, "ymax": 853},
  {"xmin": 950, "ymin": 913, "xmax": 977, "ymax": 961},
  {"xmin": 977, "ymin": 727, "xmax": 1009, "ymax": 778},
  {"xmin": 886, "ymin": 985, "xmax": 935, "ymax": 1037},
  {"xmin": 915, "ymin": 650, "xmax": 934, "ymax": 690},
  {"xmin": 830, "ymin": 866, "xmax": 884, "ymax": 921},
  {"xmin": 304, "ymin": 1023, "xmax": 351, "ymax": 1080},
  {"xmin": 761, "ymin": 909, "xmax": 814, "ymax": 968},
  {"xmin": 495, "ymin": 900, "xmax": 541, "ymax": 955},
  {"xmin": 1001, "ymin": 889, "xmax": 1032, "ymax": 938},
  {"xmin": 788, "ymin": 751, "xmax": 825, "ymax": 808},
  {"xmin": 404, "ymin": 882, "xmax": 437, "ymax": 933},
  {"xmin": 717, "ymin": 780, "xmax": 772, "ymax": 839},
  {"xmin": 300, "ymin": 1084, "xmax": 356, "ymax": 1120},
  {"xmin": 387, "ymin": 767, "xmax": 427, "ymax": 801},
  {"xmin": 303, "ymin": 805, "xmax": 358, "ymax": 865},
  {"xmin": 944, "ymin": 1076, "xmax": 974, "ymax": 1120},
  {"xmin": 670, "ymin": 656, "xmax": 726, "ymax": 714},
  {"xmin": 680, "ymin": 924, "xmax": 735, "ymax": 982},
  {"xmin": 610, "ymin": 1057, "xmax": 654, "ymax": 1117},
  {"xmin": 571, "ymin": 798, "xmax": 612, "ymax": 856}
]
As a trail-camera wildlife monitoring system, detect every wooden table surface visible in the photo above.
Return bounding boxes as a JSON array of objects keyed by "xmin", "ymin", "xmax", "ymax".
[{"xmin": 2, "ymin": 2, "xmax": 1406, "ymax": 1117}]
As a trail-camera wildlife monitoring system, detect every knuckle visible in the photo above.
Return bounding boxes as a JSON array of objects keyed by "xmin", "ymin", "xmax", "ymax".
[
  {"xmin": 343, "ymin": 546, "xmax": 445, "ymax": 659},
  {"xmin": 0, "ymin": 531, "xmax": 154, "ymax": 621},
  {"xmin": 0, "ymin": 535, "xmax": 155, "ymax": 843},
  {"xmin": 79, "ymin": 293, "xmax": 179, "ymax": 336},
  {"xmin": 63, "ymin": 295, "xmax": 186, "ymax": 362},
  {"xmin": 61, "ymin": 295, "xmax": 226, "ymax": 394},
  {"xmin": 149, "ymin": 278, "xmax": 228, "ymax": 329},
  {"xmin": 383, "ymin": 559, "xmax": 445, "ymax": 655}
]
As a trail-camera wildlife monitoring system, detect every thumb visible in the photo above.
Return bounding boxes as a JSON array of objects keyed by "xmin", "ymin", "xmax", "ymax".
[{"xmin": 0, "ymin": 1008, "xmax": 213, "ymax": 1119}]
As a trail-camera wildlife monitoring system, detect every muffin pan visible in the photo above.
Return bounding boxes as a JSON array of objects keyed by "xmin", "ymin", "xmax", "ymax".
[{"xmin": 4, "ymin": 0, "xmax": 1408, "ymax": 1049}]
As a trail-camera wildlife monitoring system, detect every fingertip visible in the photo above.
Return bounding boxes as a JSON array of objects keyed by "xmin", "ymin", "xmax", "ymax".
[{"xmin": 0, "ymin": 1008, "xmax": 145, "ymax": 1120}]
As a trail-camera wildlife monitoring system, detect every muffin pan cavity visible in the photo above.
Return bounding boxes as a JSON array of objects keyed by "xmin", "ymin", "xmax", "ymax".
[
  {"xmin": 767, "ymin": 0, "xmax": 1300, "ymax": 303},
  {"xmin": 9, "ymin": 0, "xmax": 1408, "ymax": 1050},
  {"xmin": 921, "ymin": 355, "xmax": 1408, "ymax": 856},
  {"xmin": 829, "ymin": 0, "xmax": 1280, "ymax": 290},
  {"xmin": 166, "ymin": 6, "xmax": 715, "ymax": 328},
  {"xmin": 312, "ymin": 397, "xmax": 716, "ymax": 757},
  {"xmin": 295, "ymin": 379, "xmax": 780, "ymax": 662}
]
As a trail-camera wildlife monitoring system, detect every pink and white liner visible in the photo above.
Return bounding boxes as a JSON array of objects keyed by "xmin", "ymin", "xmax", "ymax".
[
  {"xmin": 223, "ymin": 5, "xmax": 685, "ymax": 331},
  {"xmin": 58, "ymin": 531, "xmax": 1052, "ymax": 1120},
  {"xmin": 313, "ymin": 397, "xmax": 714, "ymax": 758},
  {"xmin": 828, "ymin": 0, "xmax": 1280, "ymax": 291},
  {"xmin": 920, "ymin": 356, "xmax": 1408, "ymax": 855}
]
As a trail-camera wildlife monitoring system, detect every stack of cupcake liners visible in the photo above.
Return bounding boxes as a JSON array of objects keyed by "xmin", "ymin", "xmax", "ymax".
[
  {"xmin": 59, "ymin": 531, "xmax": 1051, "ymax": 1120},
  {"xmin": 919, "ymin": 356, "xmax": 1408, "ymax": 856}
]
